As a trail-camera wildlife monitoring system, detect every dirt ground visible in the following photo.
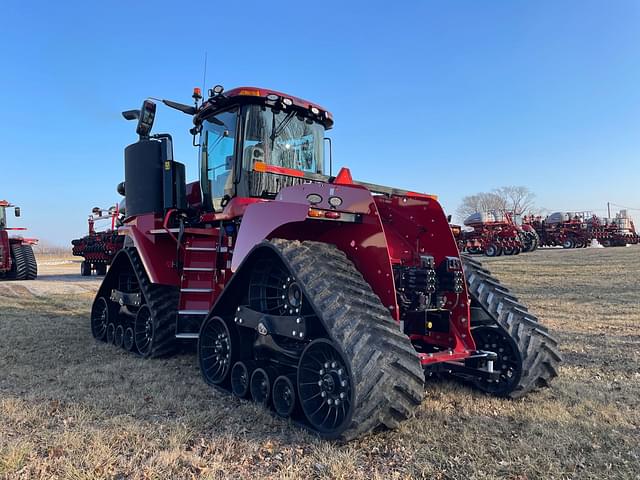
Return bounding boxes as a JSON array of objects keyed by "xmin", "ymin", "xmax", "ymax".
[{"xmin": 1, "ymin": 248, "xmax": 639, "ymax": 479}]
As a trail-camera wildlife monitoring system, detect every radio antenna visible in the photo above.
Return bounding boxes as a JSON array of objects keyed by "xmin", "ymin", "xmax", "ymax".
[{"xmin": 202, "ymin": 52, "xmax": 208, "ymax": 96}]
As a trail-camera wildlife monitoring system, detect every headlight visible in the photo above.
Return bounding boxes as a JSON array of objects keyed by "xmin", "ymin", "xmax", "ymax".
[{"xmin": 328, "ymin": 196, "xmax": 343, "ymax": 207}]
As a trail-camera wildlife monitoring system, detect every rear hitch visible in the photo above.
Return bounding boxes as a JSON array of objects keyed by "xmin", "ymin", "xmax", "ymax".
[{"xmin": 424, "ymin": 350, "xmax": 500, "ymax": 382}]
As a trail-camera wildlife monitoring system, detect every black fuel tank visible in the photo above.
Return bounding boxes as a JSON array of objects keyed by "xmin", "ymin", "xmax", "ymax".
[{"xmin": 124, "ymin": 140, "xmax": 163, "ymax": 216}]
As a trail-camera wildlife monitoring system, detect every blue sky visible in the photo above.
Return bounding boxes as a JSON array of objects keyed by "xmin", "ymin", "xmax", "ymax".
[{"xmin": 1, "ymin": 0, "xmax": 638, "ymax": 245}]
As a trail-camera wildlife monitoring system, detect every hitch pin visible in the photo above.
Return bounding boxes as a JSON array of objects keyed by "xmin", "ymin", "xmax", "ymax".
[{"xmin": 486, "ymin": 360, "xmax": 494, "ymax": 373}]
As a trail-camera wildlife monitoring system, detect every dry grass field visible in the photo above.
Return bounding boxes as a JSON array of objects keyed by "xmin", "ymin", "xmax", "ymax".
[{"xmin": 1, "ymin": 248, "xmax": 639, "ymax": 479}]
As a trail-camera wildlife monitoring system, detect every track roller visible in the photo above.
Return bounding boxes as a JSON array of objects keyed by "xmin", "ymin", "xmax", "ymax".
[
  {"xmin": 123, "ymin": 327, "xmax": 135, "ymax": 352},
  {"xmin": 272, "ymin": 374, "xmax": 297, "ymax": 418},
  {"xmin": 231, "ymin": 361, "xmax": 253, "ymax": 398},
  {"xmin": 106, "ymin": 323, "xmax": 116, "ymax": 344},
  {"xmin": 250, "ymin": 367, "xmax": 276, "ymax": 405},
  {"xmin": 114, "ymin": 325, "xmax": 124, "ymax": 348}
]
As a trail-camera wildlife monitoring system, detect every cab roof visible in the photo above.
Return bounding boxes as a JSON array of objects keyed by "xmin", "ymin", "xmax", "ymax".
[{"xmin": 199, "ymin": 86, "xmax": 334, "ymax": 129}]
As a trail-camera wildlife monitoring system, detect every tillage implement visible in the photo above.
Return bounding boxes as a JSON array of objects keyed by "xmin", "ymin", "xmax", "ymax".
[{"xmin": 91, "ymin": 86, "xmax": 561, "ymax": 440}]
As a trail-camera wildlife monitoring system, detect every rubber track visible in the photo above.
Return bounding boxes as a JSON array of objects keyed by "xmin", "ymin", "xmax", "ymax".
[
  {"xmin": 461, "ymin": 254, "xmax": 562, "ymax": 398},
  {"xmin": 125, "ymin": 247, "xmax": 179, "ymax": 358},
  {"xmin": 22, "ymin": 244, "xmax": 37, "ymax": 280},
  {"xmin": 7, "ymin": 244, "xmax": 27, "ymax": 280},
  {"xmin": 271, "ymin": 239, "xmax": 425, "ymax": 440}
]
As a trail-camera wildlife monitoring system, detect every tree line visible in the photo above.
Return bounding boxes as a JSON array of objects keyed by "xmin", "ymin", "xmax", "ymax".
[{"xmin": 456, "ymin": 186, "xmax": 536, "ymax": 221}]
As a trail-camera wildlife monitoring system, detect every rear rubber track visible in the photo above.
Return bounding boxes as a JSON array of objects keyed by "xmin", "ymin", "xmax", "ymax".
[
  {"xmin": 22, "ymin": 244, "xmax": 37, "ymax": 280},
  {"xmin": 461, "ymin": 254, "xmax": 562, "ymax": 398},
  {"xmin": 7, "ymin": 244, "xmax": 27, "ymax": 280},
  {"xmin": 126, "ymin": 247, "xmax": 179, "ymax": 357},
  {"xmin": 273, "ymin": 239, "xmax": 425, "ymax": 440}
]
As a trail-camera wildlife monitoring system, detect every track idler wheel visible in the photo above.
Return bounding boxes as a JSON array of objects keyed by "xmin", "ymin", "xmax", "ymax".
[
  {"xmin": 272, "ymin": 374, "xmax": 297, "ymax": 418},
  {"xmin": 198, "ymin": 316, "xmax": 238, "ymax": 386},
  {"xmin": 231, "ymin": 361, "xmax": 253, "ymax": 398},
  {"xmin": 471, "ymin": 325, "xmax": 522, "ymax": 396},
  {"xmin": 123, "ymin": 327, "xmax": 135, "ymax": 352},
  {"xmin": 298, "ymin": 339, "xmax": 353, "ymax": 437},
  {"xmin": 114, "ymin": 325, "xmax": 124, "ymax": 349},
  {"xmin": 90, "ymin": 297, "xmax": 110, "ymax": 341},
  {"xmin": 106, "ymin": 323, "xmax": 116, "ymax": 344},
  {"xmin": 562, "ymin": 238, "xmax": 575, "ymax": 249},
  {"xmin": 134, "ymin": 305, "xmax": 154, "ymax": 356}
]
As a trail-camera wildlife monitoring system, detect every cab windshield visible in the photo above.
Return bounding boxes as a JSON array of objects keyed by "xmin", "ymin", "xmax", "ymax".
[
  {"xmin": 241, "ymin": 105, "xmax": 324, "ymax": 175},
  {"xmin": 200, "ymin": 104, "xmax": 325, "ymax": 211},
  {"xmin": 0, "ymin": 207, "xmax": 6, "ymax": 229}
]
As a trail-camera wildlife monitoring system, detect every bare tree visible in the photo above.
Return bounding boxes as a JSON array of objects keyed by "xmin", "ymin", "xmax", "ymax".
[
  {"xmin": 493, "ymin": 186, "xmax": 536, "ymax": 215},
  {"xmin": 456, "ymin": 192, "xmax": 508, "ymax": 221},
  {"xmin": 456, "ymin": 186, "xmax": 536, "ymax": 222}
]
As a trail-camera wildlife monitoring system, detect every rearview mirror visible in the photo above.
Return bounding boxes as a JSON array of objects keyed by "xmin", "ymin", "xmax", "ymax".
[
  {"xmin": 136, "ymin": 100, "xmax": 156, "ymax": 137},
  {"xmin": 447, "ymin": 214, "xmax": 452, "ymax": 223},
  {"xmin": 122, "ymin": 109, "xmax": 140, "ymax": 121},
  {"xmin": 14, "ymin": 207, "xmax": 20, "ymax": 217}
]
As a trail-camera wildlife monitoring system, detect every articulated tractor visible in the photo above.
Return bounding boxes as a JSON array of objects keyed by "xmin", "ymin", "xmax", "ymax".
[
  {"xmin": 0, "ymin": 200, "xmax": 37, "ymax": 280},
  {"xmin": 91, "ymin": 86, "xmax": 561, "ymax": 440}
]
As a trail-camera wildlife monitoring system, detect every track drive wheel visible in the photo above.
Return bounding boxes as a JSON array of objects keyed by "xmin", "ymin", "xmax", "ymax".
[{"xmin": 198, "ymin": 316, "xmax": 238, "ymax": 386}]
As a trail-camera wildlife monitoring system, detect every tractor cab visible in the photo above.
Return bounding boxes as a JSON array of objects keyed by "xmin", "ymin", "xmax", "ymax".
[
  {"xmin": 0, "ymin": 201, "xmax": 20, "ymax": 230},
  {"xmin": 195, "ymin": 87, "xmax": 333, "ymax": 211}
]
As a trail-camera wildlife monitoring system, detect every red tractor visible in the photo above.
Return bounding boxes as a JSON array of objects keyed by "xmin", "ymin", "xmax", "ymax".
[
  {"xmin": 0, "ymin": 200, "xmax": 38, "ymax": 280},
  {"xmin": 456, "ymin": 211, "xmax": 525, "ymax": 256},
  {"xmin": 91, "ymin": 86, "xmax": 561, "ymax": 440},
  {"xmin": 524, "ymin": 212, "xmax": 591, "ymax": 249},
  {"xmin": 72, "ymin": 205, "xmax": 125, "ymax": 276}
]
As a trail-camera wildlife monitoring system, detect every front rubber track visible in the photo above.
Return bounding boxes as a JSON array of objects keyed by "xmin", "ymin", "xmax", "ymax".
[
  {"xmin": 461, "ymin": 254, "xmax": 562, "ymax": 398},
  {"xmin": 22, "ymin": 244, "xmax": 37, "ymax": 280},
  {"xmin": 125, "ymin": 247, "xmax": 178, "ymax": 358},
  {"xmin": 272, "ymin": 239, "xmax": 425, "ymax": 440}
]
